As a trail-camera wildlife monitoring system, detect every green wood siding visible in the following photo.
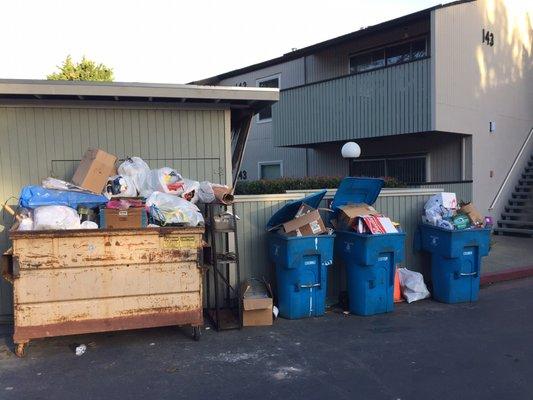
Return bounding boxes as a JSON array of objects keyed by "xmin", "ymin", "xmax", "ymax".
[
  {"xmin": 273, "ymin": 58, "xmax": 431, "ymax": 147},
  {"xmin": 0, "ymin": 104, "xmax": 228, "ymax": 320}
]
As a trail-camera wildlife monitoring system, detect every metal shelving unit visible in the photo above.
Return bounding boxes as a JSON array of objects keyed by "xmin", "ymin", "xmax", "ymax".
[{"xmin": 204, "ymin": 203, "xmax": 242, "ymax": 331}]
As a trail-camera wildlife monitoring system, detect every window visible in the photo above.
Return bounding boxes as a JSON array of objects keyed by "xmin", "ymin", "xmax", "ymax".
[
  {"xmin": 411, "ymin": 38, "xmax": 427, "ymax": 60},
  {"xmin": 349, "ymin": 37, "xmax": 428, "ymax": 74},
  {"xmin": 259, "ymin": 161, "xmax": 282, "ymax": 179},
  {"xmin": 349, "ymin": 49, "xmax": 385, "ymax": 73},
  {"xmin": 386, "ymin": 42, "xmax": 411, "ymax": 66},
  {"xmin": 256, "ymin": 75, "xmax": 279, "ymax": 122},
  {"xmin": 350, "ymin": 155, "xmax": 426, "ymax": 183}
]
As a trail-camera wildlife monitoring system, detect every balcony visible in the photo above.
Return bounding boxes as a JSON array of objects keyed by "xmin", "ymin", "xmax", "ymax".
[{"xmin": 272, "ymin": 58, "xmax": 431, "ymax": 147}]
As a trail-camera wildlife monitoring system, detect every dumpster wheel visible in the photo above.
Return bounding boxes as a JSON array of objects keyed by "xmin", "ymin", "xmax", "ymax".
[
  {"xmin": 15, "ymin": 342, "xmax": 27, "ymax": 358},
  {"xmin": 192, "ymin": 326, "xmax": 201, "ymax": 341}
]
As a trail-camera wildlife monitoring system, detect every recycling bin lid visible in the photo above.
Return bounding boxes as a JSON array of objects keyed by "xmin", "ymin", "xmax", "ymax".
[
  {"xmin": 330, "ymin": 177, "xmax": 384, "ymax": 211},
  {"xmin": 266, "ymin": 189, "xmax": 327, "ymax": 230}
]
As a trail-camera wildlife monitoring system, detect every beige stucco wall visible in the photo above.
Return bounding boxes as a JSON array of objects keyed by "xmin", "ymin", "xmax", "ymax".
[{"xmin": 432, "ymin": 0, "xmax": 533, "ymax": 216}]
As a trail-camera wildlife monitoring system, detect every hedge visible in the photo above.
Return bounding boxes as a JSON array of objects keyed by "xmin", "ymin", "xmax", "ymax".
[{"xmin": 235, "ymin": 176, "xmax": 404, "ymax": 195}]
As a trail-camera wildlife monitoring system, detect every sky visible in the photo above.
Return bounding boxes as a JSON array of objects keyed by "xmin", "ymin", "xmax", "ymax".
[{"xmin": 0, "ymin": 0, "xmax": 448, "ymax": 84}]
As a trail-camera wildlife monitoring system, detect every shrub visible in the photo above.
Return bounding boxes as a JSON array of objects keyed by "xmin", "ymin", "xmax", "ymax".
[{"xmin": 235, "ymin": 176, "xmax": 404, "ymax": 195}]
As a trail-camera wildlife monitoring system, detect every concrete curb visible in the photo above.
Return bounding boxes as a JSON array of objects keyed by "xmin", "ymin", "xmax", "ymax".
[{"xmin": 480, "ymin": 266, "xmax": 533, "ymax": 286}]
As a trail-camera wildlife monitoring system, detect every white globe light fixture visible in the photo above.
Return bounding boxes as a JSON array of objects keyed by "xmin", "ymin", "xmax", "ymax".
[
  {"xmin": 341, "ymin": 141, "xmax": 361, "ymax": 177},
  {"xmin": 341, "ymin": 142, "xmax": 361, "ymax": 159}
]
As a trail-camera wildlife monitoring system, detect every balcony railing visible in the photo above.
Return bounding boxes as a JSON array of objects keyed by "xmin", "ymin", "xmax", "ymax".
[{"xmin": 272, "ymin": 58, "xmax": 431, "ymax": 147}]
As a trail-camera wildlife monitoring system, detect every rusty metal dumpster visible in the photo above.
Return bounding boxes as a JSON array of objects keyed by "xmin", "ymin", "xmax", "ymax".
[{"xmin": 2, "ymin": 226, "xmax": 204, "ymax": 356}]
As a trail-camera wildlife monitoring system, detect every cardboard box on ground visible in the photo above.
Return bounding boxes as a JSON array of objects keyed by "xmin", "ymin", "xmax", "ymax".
[{"xmin": 241, "ymin": 279, "xmax": 273, "ymax": 326}]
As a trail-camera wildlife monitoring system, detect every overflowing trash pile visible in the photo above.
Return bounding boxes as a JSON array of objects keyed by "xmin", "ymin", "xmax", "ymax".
[
  {"xmin": 12, "ymin": 148, "xmax": 234, "ymax": 231},
  {"xmin": 422, "ymin": 192, "xmax": 491, "ymax": 230}
]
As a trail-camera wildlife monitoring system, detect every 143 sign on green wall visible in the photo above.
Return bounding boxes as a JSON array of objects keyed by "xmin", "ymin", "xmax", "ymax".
[{"xmin": 482, "ymin": 29, "xmax": 494, "ymax": 46}]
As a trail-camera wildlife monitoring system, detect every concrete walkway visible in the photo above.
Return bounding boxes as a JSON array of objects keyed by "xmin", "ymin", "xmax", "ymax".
[
  {"xmin": 484, "ymin": 234, "xmax": 533, "ymax": 274},
  {"xmin": 0, "ymin": 278, "xmax": 532, "ymax": 400}
]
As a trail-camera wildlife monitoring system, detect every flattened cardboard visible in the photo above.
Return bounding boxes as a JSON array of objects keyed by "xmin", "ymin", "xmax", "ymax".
[
  {"xmin": 72, "ymin": 148, "xmax": 117, "ymax": 194},
  {"xmin": 283, "ymin": 209, "xmax": 326, "ymax": 236}
]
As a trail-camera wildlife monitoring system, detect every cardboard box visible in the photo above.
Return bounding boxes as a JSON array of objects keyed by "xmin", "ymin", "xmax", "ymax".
[
  {"xmin": 72, "ymin": 148, "xmax": 118, "ymax": 194},
  {"xmin": 337, "ymin": 203, "xmax": 379, "ymax": 230},
  {"xmin": 99, "ymin": 207, "xmax": 147, "ymax": 229},
  {"xmin": 241, "ymin": 280, "xmax": 273, "ymax": 327},
  {"xmin": 459, "ymin": 202, "xmax": 484, "ymax": 226},
  {"xmin": 283, "ymin": 209, "xmax": 326, "ymax": 236},
  {"xmin": 294, "ymin": 203, "xmax": 314, "ymax": 218}
]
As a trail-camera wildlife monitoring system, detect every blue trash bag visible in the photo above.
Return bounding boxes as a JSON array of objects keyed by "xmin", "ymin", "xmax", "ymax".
[{"xmin": 19, "ymin": 186, "xmax": 108, "ymax": 209}]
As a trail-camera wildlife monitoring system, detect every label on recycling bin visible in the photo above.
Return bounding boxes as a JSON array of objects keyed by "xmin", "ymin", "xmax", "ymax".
[{"xmin": 162, "ymin": 235, "xmax": 199, "ymax": 250}]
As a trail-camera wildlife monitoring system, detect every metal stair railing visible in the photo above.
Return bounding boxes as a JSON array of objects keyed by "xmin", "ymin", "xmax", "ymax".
[{"xmin": 489, "ymin": 126, "xmax": 533, "ymax": 211}]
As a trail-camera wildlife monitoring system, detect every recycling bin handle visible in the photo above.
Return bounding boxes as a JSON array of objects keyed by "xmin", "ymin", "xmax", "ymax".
[
  {"xmin": 299, "ymin": 283, "xmax": 321, "ymax": 289},
  {"xmin": 454, "ymin": 271, "xmax": 478, "ymax": 278}
]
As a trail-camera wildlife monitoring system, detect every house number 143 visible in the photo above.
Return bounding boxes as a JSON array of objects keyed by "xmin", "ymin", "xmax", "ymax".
[{"xmin": 482, "ymin": 29, "xmax": 494, "ymax": 46}]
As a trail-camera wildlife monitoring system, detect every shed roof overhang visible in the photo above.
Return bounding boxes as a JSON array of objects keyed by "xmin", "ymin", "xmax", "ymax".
[
  {"xmin": 0, "ymin": 79, "xmax": 278, "ymax": 186},
  {"xmin": 0, "ymin": 79, "xmax": 278, "ymax": 114}
]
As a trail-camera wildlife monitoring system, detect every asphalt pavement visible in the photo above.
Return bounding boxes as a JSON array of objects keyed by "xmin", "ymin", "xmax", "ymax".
[{"xmin": 0, "ymin": 278, "xmax": 532, "ymax": 400}]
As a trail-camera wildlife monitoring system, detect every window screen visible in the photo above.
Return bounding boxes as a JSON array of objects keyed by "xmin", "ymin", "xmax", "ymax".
[
  {"xmin": 387, "ymin": 157, "xmax": 426, "ymax": 183},
  {"xmin": 351, "ymin": 156, "xmax": 426, "ymax": 183},
  {"xmin": 260, "ymin": 163, "xmax": 282, "ymax": 179},
  {"xmin": 257, "ymin": 77, "xmax": 279, "ymax": 121},
  {"xmin": 411, "ymin": 38, "xmax": 427, "ymax": 60},
  {"xmin": 386, "ymin": 42, "xmax": 411, "ymax": 65},
  {"xmin": 351, "ymin": 159, "xmax": 386, "ymax": 177},
  {"xmin": 349, "ymin": 36, "xmax": 428, "ymax": 74},
  {"xmin": 350, "ymin": 50, "xmax": 385, "ymax": 73}
]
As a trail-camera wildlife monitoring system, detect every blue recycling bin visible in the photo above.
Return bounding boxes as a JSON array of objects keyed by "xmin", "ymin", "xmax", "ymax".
[
  {"xmin": 267, "ymin": 190, "xmax": 335, "ymax": 319},
  {"xmin": 332, "ymin": 178, "xmax": 406, "ymax": 316},
  {"xmin": 417, "ymin": 224, "xmax": 491, "ymax": 303}
]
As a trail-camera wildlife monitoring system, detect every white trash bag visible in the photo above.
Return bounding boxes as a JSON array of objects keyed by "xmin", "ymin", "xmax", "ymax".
[
  {"xmin": 17, "ymin": 217, "xmax": 34, "ymax": 231},
  {"xmin": 33, "ymin": 205, "xmax": 81, "ymax": 230},
  {"xmin": 80, "ymin": 221, "xmax": 99, "ymax": 229},
  {"xmin": 145, "ymin": 191, "xmax": 204, "ymax": 226},
  {"xmin": 181, "ymin": 179, "xmax": 200, "ymax": 204},
  {"xmin": 118, "ymin": 157, "xmax": 150, "ymax": 177},
  {"xmin": 139, "ymin": 168, "xmax": 184, "ymax": 198},
  {"xmin": 397, "ymin": 268, "xmax": 431, "ymax": 303},
  {"xmin": 117, "ymin": 157, "xmax": 150, "ymax": 193},
  {"xmin": 197, "ymin": 181, "xmax": 215, "ymax": 203},
  {"xmin": 104, "ymin": 175, "xmax": 137, "ymax": 198}
]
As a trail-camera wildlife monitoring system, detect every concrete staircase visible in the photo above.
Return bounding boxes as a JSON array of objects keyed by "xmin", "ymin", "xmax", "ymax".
[{"xmin": 494, "ymin": 153, "xmax": 533, "ymax": 237}]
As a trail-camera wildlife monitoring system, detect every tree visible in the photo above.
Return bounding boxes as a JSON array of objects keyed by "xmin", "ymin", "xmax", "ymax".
[{"xmin": 47, "ymin": 55, "xmax": 114, "ymax": 82}]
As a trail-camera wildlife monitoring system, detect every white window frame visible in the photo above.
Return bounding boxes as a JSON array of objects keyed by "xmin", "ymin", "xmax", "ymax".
[
  {"xmin": 258, "ymin": 160, "xmax": 283, "ymax": 179},
  {"xmin": 256, "ymin": 73, "xmax": 280, "ymax": 123}
]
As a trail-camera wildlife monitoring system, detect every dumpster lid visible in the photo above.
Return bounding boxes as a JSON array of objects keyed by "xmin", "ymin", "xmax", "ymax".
[
  {"xmin": 266, "ymin": 190, "xmax": 327, "ymax": 230},
  {"xmin": 330, "ymin": 177, "xmax": 383, "ymax": 211}
]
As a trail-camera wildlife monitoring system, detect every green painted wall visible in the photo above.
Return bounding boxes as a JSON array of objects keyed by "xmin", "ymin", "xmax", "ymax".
[
  {"xmin": 0, "ymin": 103, "xmax": 229, "ymax": 320},
  {"xmin": 273, "ymin": 58, "xmax": 431, "ymax": 147}
]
